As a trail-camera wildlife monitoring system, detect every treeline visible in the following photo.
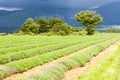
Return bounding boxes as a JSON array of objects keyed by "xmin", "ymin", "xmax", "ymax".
[
  {"xmin": 16, "ymin": 10, "xmax": 103, "ymax": 35},
  {"xmin": 17, "ymin": 17, "xmax": 83, "ymax": 35}
]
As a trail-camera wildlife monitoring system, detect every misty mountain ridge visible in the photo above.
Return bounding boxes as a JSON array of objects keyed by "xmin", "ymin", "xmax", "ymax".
[{"xmin": 0, "ymin": 1, "xmax": 120, "ymax": 33}]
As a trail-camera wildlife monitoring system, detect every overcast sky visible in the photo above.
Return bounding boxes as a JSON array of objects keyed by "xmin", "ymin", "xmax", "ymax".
[{"xmin": 0, "ymin": 0, "xmax": 119, "ymax": 11}]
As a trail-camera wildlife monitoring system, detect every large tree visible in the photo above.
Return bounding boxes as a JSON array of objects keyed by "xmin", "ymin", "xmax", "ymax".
[{"xmin": 75, "ymin": 10, "xmax": 103, "ymax": 35}]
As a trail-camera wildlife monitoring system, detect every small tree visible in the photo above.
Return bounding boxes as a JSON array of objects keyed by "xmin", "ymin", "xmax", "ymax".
[
  {"xmin": 52, "ymin": 23, "xmax": 72, "ymax": 35},
  {"xmin": 21, "ymin": 18, "xmax": 39, "ymax": 34},
  {"xmin": 36, "ymin": 17, "xmax": 49, "ymax": 33},
  {"xmin": 75, "ymin": 10, "xmax": 103, "ymax": 35},
  {"xmin": 49, "ymin": 17, "xmax": 63, "ymax": 28}
]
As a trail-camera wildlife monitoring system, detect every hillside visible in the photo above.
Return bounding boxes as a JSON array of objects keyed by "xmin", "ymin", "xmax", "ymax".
[
  {"xmin": 0, "ymin": 10, "xmax": 14, "ymax": 16},
  {"xmin": 95, "ymin": 1, "xmax": 120, "ymax": 25},
  {"xmin": 0, "ymin": 8, "xmax": 84, "ymax": 33},
  {"xmin": 1, "ymin": 1, "xmax": 120, "ymax": 33}
]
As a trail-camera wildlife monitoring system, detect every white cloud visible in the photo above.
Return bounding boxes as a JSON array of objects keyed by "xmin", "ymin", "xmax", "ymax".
[
  {"xmin": 0, "ymin": 7, "xmax": 22, "ymax": 11},
  {"xmin": 90, "ymin": 6, "xmax": 100, "ymax": 9}
]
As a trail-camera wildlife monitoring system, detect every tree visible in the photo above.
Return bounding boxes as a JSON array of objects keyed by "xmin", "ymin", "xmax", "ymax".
[
  {"xmin": 75, "ymin": 10, "xmax": 103, "ymax": 35},
  {"xmin": 36, "ymin": 17, "xmax": 49, "ymax": 33},
  {"xmin": 19, "ymin": 17, "xmax": 73, "ymax": 35},
  {"xmin": 52, "ymin": 23, "xmax": 72, "ymax": 35},
  {"xmin": 20, "ymin": 18, "xmax": 39, "ymax": 34},
  {"xmin": 49, "ymin": 17, "xmax": 63, "ymax": 29}
]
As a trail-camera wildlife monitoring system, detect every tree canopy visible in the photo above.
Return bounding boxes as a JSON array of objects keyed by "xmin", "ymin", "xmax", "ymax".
[
  {"xmin": 75, "ymin": 10, "xmax": 103, "ymax": 35},
  {"xmin": 20, "ymin": 17, "xmax": 72, "ymax": 35}
]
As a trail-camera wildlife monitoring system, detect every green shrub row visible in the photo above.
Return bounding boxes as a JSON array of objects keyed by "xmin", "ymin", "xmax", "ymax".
[
  {"xmin": 0, "ymin": 36, "xmax": 80, "ymax": 48},
  {"xmin": 4, "ymin": 37, "xmax": 111, "ymax": 71},
  {"xmin": 0, "ymin": 37, "xmax": 95, "ymax": 64},
  {"xmin": 77, "ymin": 45, "xmax": 120, "ymax": 80},
  {"xmin": 0, "ymin": 36, "xmax": 110, "ymax": 64},
  {"xmin": 0, "ymin": 37, "xmax": 79, "ymax": 55},
  {"xmin": 0, "ymin": 35, "xmax": 86, "ymax": 54},
  {"xmin": 0, "ymin": 37, "xmax": 119, "ymax": 79},
  {"xmin": 16, "ymin": 38, "xmax": 119, "ymax": 80},
  {"xmin": 0, "ymin": 33, "xmax": 117, "ymax": 48}
]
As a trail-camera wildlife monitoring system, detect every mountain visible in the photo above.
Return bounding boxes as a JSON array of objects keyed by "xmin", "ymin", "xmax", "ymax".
[
  {"xmin": 0, "ymin": 8, "xmax": 85, "ymax": 33},
  {"xmin": 95, "ymin": 1, "xmax": 120, "ymax": 25},
  {"xmin": 0, "ymin": 10, "xmax": 14, "ymax": 16},
  {"xmin": 1, "ymin": 1, "xmax": 120, "ymax": 33}
]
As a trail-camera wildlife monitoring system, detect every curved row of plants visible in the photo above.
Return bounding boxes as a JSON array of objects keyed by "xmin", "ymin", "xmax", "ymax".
[
  {"xmin": 0, "ymin": 36, "xmax": 80, "ymax": 48},
  {"xmin": 0, "ymin": 36, "xmax": 106, "ymax": 64},
  {"xmin": 0, "ymin": 34, "xmax": 116, "ymax": 48},
  {"xmin": 0, "ymin": 37, "xmax": 82, "ymax": 55},
  {"xmin": 0, "ymin": 35, "xmax": 114, "ymax": 63},
  {"xmin": 0, "ymin": 37, "xmax": 119, "ymax": 79},
  {"xmin": 16, "ymin": 37, "xmax": 120, "ymax": 80},
  {"xmin": 0, "ymin": 36, "xmax": 43, "ymax": 45},
  {"xmin": 77, "ymin": 45, "xmax": 120, "ymax": 80},
  {"xmin": 0, "ymin": 36, "xmax": 81, "ymax": 50}
]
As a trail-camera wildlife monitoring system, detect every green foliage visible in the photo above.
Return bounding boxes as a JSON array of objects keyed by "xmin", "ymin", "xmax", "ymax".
[
  {"xmin": 16, "ymin": 36, "xmax": 120, "ymax": 80},
  {"xmin": 77, "ymin": 45, "xmax": 120, "ymax": 80},
  {"xmin": 0, "ymin": 34, "xmax": 120, "ymax": 79},
  {"xmin": 19, "ymin": 14, "xmax": 103, "ymax": 36},
  {"xmin": 75, "ymin": 10, "xmax": 103, "ymax": 35},
  {"xmin": 0, "ymin": 38, "xmax": 89, "ymax": 64},
  {"xmin": 106, "ymin": 28, "xmax": 119, "ymax": 33},
  {"xmin": 1, "ymin": 34, "xmax": 117, "ymax": 77},
  {"xmin": 28, "ymin": 74, "xmax": 50, "ymax": 80},
  {"xmin": 36, "ymin": 17, "xmax": 49, "ymax": 33},
  {"xmin": 5, "ymin": 37, "xmax": 106, "ymax": 72},
  {"xmin": 0, "ymin": 69, "xmax": 10, "ymax": 79},
  {"xmin": 59, "ymin": 59, "xmax": 79, "ymax": 70},
  {"xmin": 48, "ymin": 17, "xmax": 63, "ymax": 28},
  {"xmin": 19, "ymin": 17, "xmax": 73, "ymax": 35},
  {"xmin": 71, "ymin": 27, "xmax": 83, "ymax": 32},
  {"xmin": 52, "ymin": 23, "xmax": 72, "ymax": 35},
  {"xmin": 20, "ymin": 18, "xmax": 39, "ymax": 34}
]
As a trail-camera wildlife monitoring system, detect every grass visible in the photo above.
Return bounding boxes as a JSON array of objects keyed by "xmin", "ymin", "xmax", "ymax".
[
  {"xmin": 77, "ymin": 45, "xmax": 120, "ymax": 80},
  {"xmin": 4, "ymin": 36, "xmax": 111, "ymax": 72},
  {"xmin": 0, "ymin": 35, "xmax": 114, "ymax": 64},
  {"xmin": 0, "ymin": 33, "xmax": 119, "ymax": 79},
  {"xmin": 16, "ymin": 37, "xmax": 119, "ymax": 80}
]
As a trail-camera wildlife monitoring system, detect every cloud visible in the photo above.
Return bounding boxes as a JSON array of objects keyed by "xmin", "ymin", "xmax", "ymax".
[
  {"xmin": 0, "ymin": 7, "xmax": 22, "ymax": 11},
  {"xmin": 90, "ymin": 6, "xmax": 100, "ymax": 9}
]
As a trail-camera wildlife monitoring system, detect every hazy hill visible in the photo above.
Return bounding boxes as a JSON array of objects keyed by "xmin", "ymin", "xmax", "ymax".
[
  {"xmin": 0, "ymin": 8, "xmax": 84, "ymax": 33},
  {"xmin": 95, "ymin": 1, "xmax": 120, "ymax": 25},
  {"xmin": 1, "ymin": 1, "xmax": 120, "ymax": 33}
]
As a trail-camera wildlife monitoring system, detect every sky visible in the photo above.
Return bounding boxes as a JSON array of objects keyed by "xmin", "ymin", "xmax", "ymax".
[{"xmin": 0, "ymin": 0, "xmax": 119, "ymax": 11}]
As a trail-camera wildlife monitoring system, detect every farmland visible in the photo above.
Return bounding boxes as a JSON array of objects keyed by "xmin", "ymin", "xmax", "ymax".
[
  {"xmin": 0, "ymin": 33, "xmax": 120, "ymax": 80},
  {"xmin": 77, "ymin": 43, "xmax": 120, "ymax": 80}
]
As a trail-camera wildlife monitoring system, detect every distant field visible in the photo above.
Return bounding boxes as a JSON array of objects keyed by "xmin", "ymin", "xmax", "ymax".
[
  {"xmin": 0, "ymin": 27, "xmax": 18, "ymax": 33},
  {"xmin": 96, "ymin": 25, "xmax": 120, "ymax": 32},
  {"xmin": 0, "ymin": 33, "xmax": 120, "ymax": 80}
]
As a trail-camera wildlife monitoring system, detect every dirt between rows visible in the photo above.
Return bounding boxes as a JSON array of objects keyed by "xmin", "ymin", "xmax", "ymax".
[
  {"xmin": 62, "ymin": 40, "xmax": 120, "ymax": 80},
  {"xmin": 3, "ymin": 40, "xmax": 120, "ymax": 80}
]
